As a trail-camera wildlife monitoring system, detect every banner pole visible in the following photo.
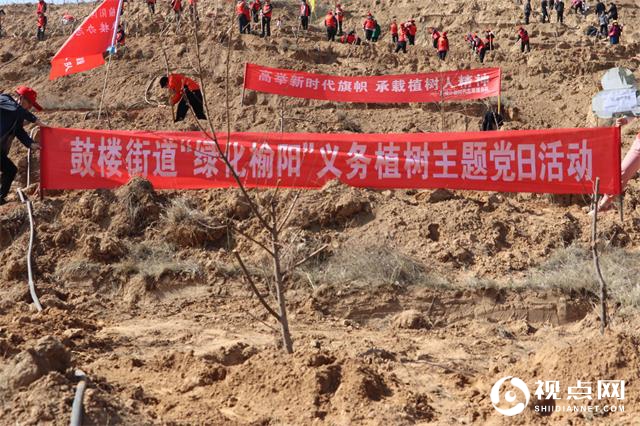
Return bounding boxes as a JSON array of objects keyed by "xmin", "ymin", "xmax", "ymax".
[
  {"xmin": 241, "ymin": 62, "xmax": 247, "ymax": 106},
  {"xmin": 439, "ymin": 79, "xmax": 444, "ymax": 132},
  {"xmin": 97, "ymin": 54, "xmax": 113, "ymax": 122},
  {"xmin": 497, "ymin": 69, "xmax": 502, "ymax": 114},
  {"xmin": 280, "ymin": 98, "xmax": 285, "ymax": 133}
]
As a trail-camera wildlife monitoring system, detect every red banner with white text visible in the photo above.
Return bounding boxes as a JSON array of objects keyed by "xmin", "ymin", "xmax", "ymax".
[
  {"xmin": 243, "ymin": 63, "xmax": 501, "ymax": 103},
  {"xmin": 49, "ymin": 0, "xmax": 122, "ymax": 80},
  {"xmin": 41, "ymin": 127, "xmax": 621, "ymax": 195}
]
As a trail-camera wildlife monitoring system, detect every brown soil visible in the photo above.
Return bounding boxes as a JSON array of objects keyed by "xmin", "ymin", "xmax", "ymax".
[{"xmin": 1, "ymin": 0, "xmax": 640, "ymax": 424}]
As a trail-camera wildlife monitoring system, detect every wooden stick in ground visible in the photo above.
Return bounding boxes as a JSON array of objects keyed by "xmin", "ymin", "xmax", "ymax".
[
  {"xmin": 591, "ymin": 177, "xmax": 608, "ymax": 335},
  {"xmin": 160, "ymin": 44, "xmax": 175, "ymax": 121},
  {"xmin": 97, "ymin": 54, "xmax": 113, "ymax": 121}
]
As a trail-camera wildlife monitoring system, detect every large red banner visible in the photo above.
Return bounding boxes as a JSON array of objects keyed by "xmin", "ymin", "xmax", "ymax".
[
  {"xmin": 49, "ymin": 0, "xmax": 122, "ymax": 80},
  {"xmin": 243, "ymin": 63, "xmax": 501, "ymax": 103},
  {"xmin": 41, "ymin": 127, "xmax": 621, "ymax": 195}
]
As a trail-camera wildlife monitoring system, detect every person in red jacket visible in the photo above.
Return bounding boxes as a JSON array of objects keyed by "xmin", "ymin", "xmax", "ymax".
[
  {"xmin": 474, "ymin": 34, "xmax": 487, "ymax": 63},
  {"xmin": 339, "ymin": 30, "xmax": 361, "ymax": 44},
  {"xmin": 437, "ymin": 32, "xmax": 449, "ymax": 60},
  {"xmin": 36, "ymin": 0, "xmax": 46, "ymax": 15},
  {"xmin": 395, "ymin": 23, "xmax": 407, "ymax": 53},
  {"xmin": 236, "ymin": 0, "xmax": 250, "ymax": 34},
  {"xmin": 299, "ymin": 0, "xmax": 310, "ymax": 30},
  {"xmin": 430, "ymin": 27, "xmax": 440, "ymax": 49},
  {"xmin": 390, "ymin": 18, "xmax": 398, "ymax": 43},
  {"xmin": 188, "ymin": 0, "xmax": 198, "ymax": 22},
  {"xmin": 36, "ymin": 12, "xmax": 47, "ymax": 41},
  {"xmin": 324, "ymin": 11, "xmax": 337, "ymax": 41},
  {"xmin": 250, "ymin": 0, "xmax": 261, "ymax": 24},
  {"xmin": 363, "ymin": 13, "xmax": 376, "ymax": 41},
  {"xmin": 261, "ymin": 0, "xmax": 273, "ymax": 37},
  {"xmin": 485, "ymin": 29, "xmax": 495, "ymax": 50},
  {"xmin": 146, "ymin": 0, "xmax": 156, "ymax": 14},
  {"xmin": 115, "ymin": 25, "xmax": 125, "ymax": 47},
  {"xmin": 335, "ymin": 3, "xmax": 344, "ymax": 35},
  {"xmin": 516, "ymin": 26, "xmax": 530, "ymax": 52},
  {"xmin": 160, "ymin": 74, "xmax": 206, "ymax": 122},
  {"xmin": 171, "ymin": 0, "xmax": 182, "ymax": 30},
  {"xmin": 406, "ymin": 19, "xmax": 417, "ymax": 45}
]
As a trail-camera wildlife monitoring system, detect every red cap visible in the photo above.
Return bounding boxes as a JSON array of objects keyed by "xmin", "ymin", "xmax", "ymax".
[{"xmin": 15, "ymin": 86, "xmax": 42, "ymax": 111}]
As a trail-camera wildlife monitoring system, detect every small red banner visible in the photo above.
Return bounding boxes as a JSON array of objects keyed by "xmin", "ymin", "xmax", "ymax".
[
  {"xmin": 41, "ymin": 127, "xmax": 621, "ymax": 195},
  {"xmin": 49, "ymin": 0, "xmax": 122, "ymax": 80},
  {"xmin": 243, "ymin": 63, "xmax": 502, "ymax": 103}
]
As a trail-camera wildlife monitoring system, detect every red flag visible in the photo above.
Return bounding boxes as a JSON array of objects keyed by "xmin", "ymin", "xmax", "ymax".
[{"xmin": 49, "ymin": 0, "xmax": 123, "ymax": 80}]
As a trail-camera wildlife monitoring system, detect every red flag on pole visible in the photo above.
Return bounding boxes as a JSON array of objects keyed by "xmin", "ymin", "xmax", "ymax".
[{"xmin": 49, "ymin": 0, "xmax": 123, "ymax": 80}]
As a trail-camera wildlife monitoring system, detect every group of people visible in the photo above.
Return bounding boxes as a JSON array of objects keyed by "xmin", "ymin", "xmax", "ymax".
[
  {"xmin": 523, "ymin": 0, "xmax": 566, "ymax": 24},
  {"xmin": 594, "ymin": 0, "xmax": 623, "ymax": 44},
  {"xmin": 463, "ymin": 30, "xmax": 496, "ymax": 63},
  {"xmin": 235, "ymin": 0, "xmax": 276, "ymax": 38}
]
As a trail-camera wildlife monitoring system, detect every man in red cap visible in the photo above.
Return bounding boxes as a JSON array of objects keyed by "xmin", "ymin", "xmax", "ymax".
[{"xmin": 0, "ymin": 86, "xmax": 46, "ymax": 205}]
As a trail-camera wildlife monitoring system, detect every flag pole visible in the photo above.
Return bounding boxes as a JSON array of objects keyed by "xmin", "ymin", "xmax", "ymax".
[{"xmin": 97, "ymin": 0, "xmax": 123, "ymax": 123}]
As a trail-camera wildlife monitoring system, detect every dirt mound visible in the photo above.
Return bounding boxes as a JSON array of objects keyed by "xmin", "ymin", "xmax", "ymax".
[
  {"xmin": 216, "ymin": 348, "xmax": 433, "ymax": 424},
  {"xmin": 111, "ymin": 178, "xmax": 163, "ymax": 237},
  {"xmin": 471, "ymin": 329, "xmax": 640, "ymax": 424}
]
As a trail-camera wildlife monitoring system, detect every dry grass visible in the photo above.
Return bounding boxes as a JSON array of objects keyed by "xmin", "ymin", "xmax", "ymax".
[
  {"xmin": 161, "ymin": 197, "xmax": 226, "ymax": 247},
  {"xmin": 522, "ymin": 245, "xmax": 640, "ymax": 309},
  {"xmin": 300, "ymin": 245, "xmax": 443, "ymax": 289},
  {"xmin": 115, "ymin": 241, "xmax": 203, "ymax": 281}
]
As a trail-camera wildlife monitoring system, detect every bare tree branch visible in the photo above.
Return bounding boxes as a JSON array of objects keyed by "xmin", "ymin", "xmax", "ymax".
[
  {"xmin": 232, "ymin": 250, "xmax": 281, "ymax": 321},
  {"xmin": 189, "ymin": 18, "xmax": 272, "ymax": 232},
  {"xmin": 278, "ymin": 191, "xmax": 301, "ymax": 233},
  {"xmin": 283, "ymin": 244, "xmax": 329, "ymax": 278},
  {"xmin": 231, "ymin": 224, "xmax": 275, "ymax": 257}
]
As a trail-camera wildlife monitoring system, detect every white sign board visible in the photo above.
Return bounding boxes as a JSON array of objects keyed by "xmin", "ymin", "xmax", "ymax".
[{"xmin": 592, "ymin": 68, "xmax": 640, "ymax": 119}]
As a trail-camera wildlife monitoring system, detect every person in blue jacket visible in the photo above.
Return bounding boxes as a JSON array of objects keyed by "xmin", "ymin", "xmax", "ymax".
[{"xmin": 0, "ymin": 86, "xmax": 46, "ymax": 205}]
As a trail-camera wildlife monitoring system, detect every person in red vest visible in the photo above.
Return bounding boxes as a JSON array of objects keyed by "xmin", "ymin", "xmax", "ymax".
[
  {"xmin": 406, "ymin": 19, "xmax": 417, "ymax": 45},
  {"xmin": 188, "ymin": 0, "xmax": 198, "ymax": 22},
  {"xmin": 170, "ymin": 0, "xmax": 182, "ymax": 30},
  {"xmin": 485, "ymin": 29, "xmax": 495, "ymax": 50},
  {"xmin": 430, "ymin": 27, "xmax": 440, "ymax": 49},
  {"xmin": 339, "ymin": 30, "xmax": 361, "ymax": 44},
  {"xmin": 236, "ymin": 0, "xmax": 250, "ymax": 34},
  {"xmin": 299, "ymin": 0, "xmax": 310, "ymax": 30},
  {"xmin": 146, "ymin": 0, "xmax": 156, "ymax": 14},
  {"xmin": 160, "ymin": 74, "xmax": 206, "ymax": 122},
  {"xmin": 261, "ymin": 0, "xmax": 273, "ymax": 38},
  {"xmin": 395, "ymin": 23, "xmax": 407, "ymax": 53},
  {"xmin": 437, "ymin": 31, "xmax": 449, "ymax": 60},
  {"xmin": 250, "ymin": 0, "xmax": 261, "ymax": 25},
  {"xmin": 516, "ymin": 26, "xmax": 530, "ymax": 52},
  {"xmin": 474, "ymin": 34, "xmax": 487, "ymax": 63},
  {"xmin": 324, "ymin": 10, "xmax": 337, "ymax": 41},
  {"xmin": 115, "ymin": 25, "xmax": 125, "ymax": 47},
  {"xmin": 36, "ymin": 12, "xmax": 47, "ymax": 41},
  {"xmin": 362, "ymin": 13, "xmax": 376, "ymax": 41},
  {"xmin": 36, "ymin": 0, "xmax": 46, "ymax": 16},
  {"xmin": 390, "ymin": 18, "xmax": 398, "ymax": 43},
  {"xmin": 335, "ymin": 3, "xmax": 344, "ymax": 36}
]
